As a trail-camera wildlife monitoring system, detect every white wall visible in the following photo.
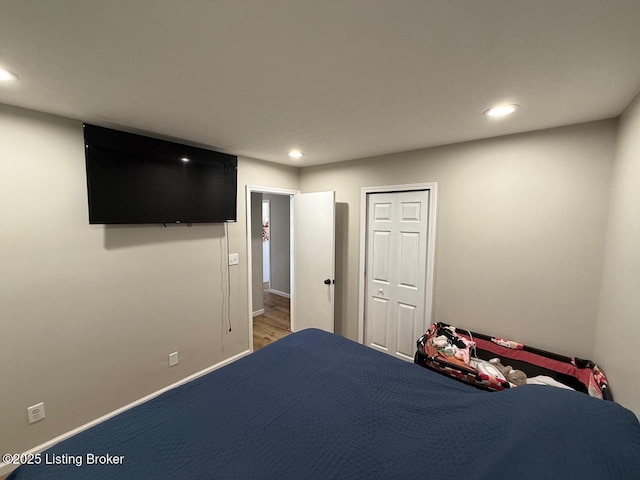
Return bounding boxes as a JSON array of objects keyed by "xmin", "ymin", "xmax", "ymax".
[
  {"xmin": 595, "ymin": 93, "xmax": 640, "ymax": 417},
  {"xmin": 263, "ymin": 194, "xmax": 291, "ymax": 295},
  {"xmin": 0, "ymin": 104, "xmax": 299, "ymax": 456},
  {"xmin": 300, "ymin": 121, "xmax": 617, "ymax": 359}
]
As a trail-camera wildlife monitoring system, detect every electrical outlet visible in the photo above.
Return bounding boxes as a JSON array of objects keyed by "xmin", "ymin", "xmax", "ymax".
[
  {"xmin": 169, "ymin": 351, "xmax": 179, "ymax": 367},
  {"xmin": 228, "ymin": 253, "xmax": 239, "ymax": 266},
  {"xmin": 27, "ymin": 402, "xmax": 45, "ymax": 424}
]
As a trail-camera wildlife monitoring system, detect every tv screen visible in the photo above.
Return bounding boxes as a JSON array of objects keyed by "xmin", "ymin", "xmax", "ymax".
[{"xmin": 84, "ymin": 124, "xmax": 237, "ymax": 224}]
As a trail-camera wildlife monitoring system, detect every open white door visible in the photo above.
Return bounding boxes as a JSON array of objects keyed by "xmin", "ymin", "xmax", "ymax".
[{"xmin": 292, "ymin": 191, "xmax": 335, "ymax": 333}]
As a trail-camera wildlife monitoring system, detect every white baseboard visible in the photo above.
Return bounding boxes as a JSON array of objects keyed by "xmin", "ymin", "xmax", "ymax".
[
  {"xmin": 269, "ymin": 289, "xmax": 290, "ymax": 299},
  {"xmin": 0, "ymin": 348, "xmax": 252, "ymax": 477},
  {"xmin": 252, "ymin": 308, "xmax": 265, "ymax": 317}
]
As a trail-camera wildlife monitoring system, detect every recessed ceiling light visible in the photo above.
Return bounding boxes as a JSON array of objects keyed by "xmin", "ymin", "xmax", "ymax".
[
  {"xmin": 0, "ymin": 67, "xmax": 17, "ymax": 82},
  {"xmin": 484, "ymin": 104, "xmax": 519, "ymax": 117},
  {"xmin": 181, "ymin": 157, "xmax": 190, "ymax": 162},
  {"xmin": 288, "ymin": 150, "xmax": 304, "ymax": 159}
]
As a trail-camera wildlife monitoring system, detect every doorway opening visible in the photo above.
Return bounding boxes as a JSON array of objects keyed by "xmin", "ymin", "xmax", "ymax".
[
  {"xmin": 246, "ymin": 186, "xmax": 336, "ymax": 351},
  {"xmin": 247, "ymin": 187, "xmax": 297, "ymax": 351}
]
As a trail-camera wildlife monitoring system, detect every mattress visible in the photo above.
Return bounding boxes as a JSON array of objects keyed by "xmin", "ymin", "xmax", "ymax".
[{"xmin": 8, "ymin": 329, "xmax": 640, "ymax": 479}]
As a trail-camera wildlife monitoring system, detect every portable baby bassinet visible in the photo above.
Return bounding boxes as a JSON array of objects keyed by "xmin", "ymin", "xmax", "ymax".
[{"xmin": 415, "ymin": 322, "xmax": 612, "ymax": 400}]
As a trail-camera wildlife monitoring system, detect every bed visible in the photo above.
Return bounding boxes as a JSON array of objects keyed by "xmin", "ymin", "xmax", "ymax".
[{"xmin": 8, "ymin": 329, "xmax": 640, "ymax": 479}]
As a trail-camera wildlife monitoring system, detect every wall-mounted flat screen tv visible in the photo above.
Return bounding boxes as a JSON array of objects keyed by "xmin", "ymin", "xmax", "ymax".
[{"xmin": 84, "ymin": 124, "xmax": 237, "ymax": 224}]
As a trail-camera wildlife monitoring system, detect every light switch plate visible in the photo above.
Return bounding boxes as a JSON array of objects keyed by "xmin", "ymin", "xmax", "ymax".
[
  {"xmin": 228, "ymin": 253, "xmax": 239, "ymax": 266},
  {"xmin": 169, "ymin": 351, "xmax": 179, "ymax": 367}
]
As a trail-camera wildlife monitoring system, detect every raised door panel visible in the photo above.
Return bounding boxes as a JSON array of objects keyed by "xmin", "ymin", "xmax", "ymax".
[
  {"xmin": 395, "ymin": 302, "xmax": 417, "ymax": 360},
  {"xmin": 369, "ymin": 296, "xmax": 390, "ymax": 351},
  {"xmin": 400, "ymin": 201, "xmax": 421, "ymax": 222},
  {"xmin": 372, "ymin": 230, "xmax": 391, "ymax": 284},
  {"xmin": 398, "ymin": 232, "xmax": 420, "ymax": 290},
  {"xmin": 373, "ymin": 202, "xmax": 393, "ymax": 222}
]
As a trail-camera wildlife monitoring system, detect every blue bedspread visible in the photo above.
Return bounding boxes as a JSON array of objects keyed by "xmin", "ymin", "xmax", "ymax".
[{"xmin": 8, "ymin": 329, "xmax": 640, "ymax": 479}]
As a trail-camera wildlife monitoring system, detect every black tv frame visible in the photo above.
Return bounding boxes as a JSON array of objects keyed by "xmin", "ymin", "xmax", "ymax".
[{"xmin": 84, "ymin": 124, "xmax": 237, "ymax": 225}]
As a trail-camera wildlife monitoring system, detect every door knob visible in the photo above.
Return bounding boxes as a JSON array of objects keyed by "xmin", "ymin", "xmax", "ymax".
[{"xmin": 324, "ymin": 279, "xmax": 331, "ymax": 285}]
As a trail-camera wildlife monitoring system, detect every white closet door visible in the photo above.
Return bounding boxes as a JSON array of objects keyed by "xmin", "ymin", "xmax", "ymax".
[{"xmin": 365, "ymin": 190, "xmax": 429, "ymax": 361}]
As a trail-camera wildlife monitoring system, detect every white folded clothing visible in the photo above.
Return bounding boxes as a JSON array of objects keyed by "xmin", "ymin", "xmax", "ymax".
[{"xmin": 526, "ymin": 375, "xmax": 575, "ymax": 390}]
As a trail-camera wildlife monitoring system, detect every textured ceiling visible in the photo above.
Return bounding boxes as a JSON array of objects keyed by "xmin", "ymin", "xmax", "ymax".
[{"xmin": 1, "ymin": 0, "xmax": 639, "ymax": 166}]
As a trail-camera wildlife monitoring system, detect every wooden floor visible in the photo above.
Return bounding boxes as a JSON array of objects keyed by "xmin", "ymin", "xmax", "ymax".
[{"xmin": 253, "ymin": 285, "xmax": 291, "ymax": 350}]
